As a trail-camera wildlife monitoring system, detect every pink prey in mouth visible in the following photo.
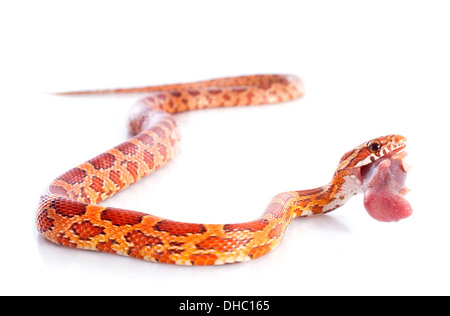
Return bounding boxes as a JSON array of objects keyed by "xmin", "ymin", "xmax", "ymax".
[
  {"xmin": 337, "ymin": 135, "xmax": 412, "ymax": 222},
  {"xmin": 361, "ymin": 146, "xmax": 412, "ymax": 222}
]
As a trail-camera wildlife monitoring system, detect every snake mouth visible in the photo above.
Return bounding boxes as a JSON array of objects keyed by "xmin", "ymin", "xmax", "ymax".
[
  {"xmin": 360, "ymin": 145, "xmax": 409, "ymax": 180},
  {"xmin": 359, "ymin": 144, "xmax": 412, "ymax": 222},
  {"xmin": 349, "ymin": 145, "xmax": 408, "ymax": 183}
]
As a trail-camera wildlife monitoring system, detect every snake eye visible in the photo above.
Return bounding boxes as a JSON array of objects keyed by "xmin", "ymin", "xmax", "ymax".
[{"xmin": 367, "ymin": 140, "xmax": 382, "ymax": 153}]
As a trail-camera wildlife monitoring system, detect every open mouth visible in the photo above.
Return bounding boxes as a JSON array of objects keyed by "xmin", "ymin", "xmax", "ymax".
[
  {"xmin": 359, "ymin": 145, "xmax": 412, "ymax": 222},
  {"xmin": 361, "ymin": 145, "xmax": 409, "ymax": 181}
]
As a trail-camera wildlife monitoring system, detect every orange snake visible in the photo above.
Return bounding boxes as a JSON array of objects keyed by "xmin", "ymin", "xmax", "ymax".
[{"xmin": 36, "ymin": 74, "xmax": 408, "ymax": 265}]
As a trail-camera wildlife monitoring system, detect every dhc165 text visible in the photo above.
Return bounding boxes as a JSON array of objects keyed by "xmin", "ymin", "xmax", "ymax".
[{"xmin": 179, "ymin": 300, "xmax": 270, "ymax": 313}]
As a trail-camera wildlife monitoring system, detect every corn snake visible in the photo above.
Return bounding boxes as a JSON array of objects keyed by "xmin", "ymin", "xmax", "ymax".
[{"xmin": 35, "ymin": 74, "xmax": 409, "ymax": 265}]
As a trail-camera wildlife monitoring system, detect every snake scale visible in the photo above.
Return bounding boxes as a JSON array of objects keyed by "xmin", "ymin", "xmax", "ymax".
[{"xmin": 35, "ymin": 74, "xmax": 408, "ymax": 265}]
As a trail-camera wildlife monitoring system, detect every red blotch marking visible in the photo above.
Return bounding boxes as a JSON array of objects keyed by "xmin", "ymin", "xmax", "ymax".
[
  {"xmin": 125, "ymin": 230, "xmax": 162, "ymax": 259},
  {"xmin": 126, "ymin": 161, "xmax": 139, "ymax": 181},
  {"xmin": 152, "ymin": 250, "xmax": 179, "ymax": 264},
  {"xmin": 167, "ymin": 100, "xmax": 175, "ymax": 110},
  {"xmin": 310, "ymin": 205, "xmax": 323, "ymax": 214},
  {"xmin": 115, "ymin": 141, "xmax": 138, "ymax": 156},
  {"xmin": 143, "ymin": 150, "xmax": 154, "ymax": 169},
  {"xmin": 125, "ymin": 230, "xmax": 161, "ymax": 246},
  {"xmin": 56, "ymin": 167, "xmax": 87, "ymax": 185},
  {"xmin": 79, "ymin": 186, "xmax": 91, "ymax": 204},
  {"xmin": 97, "ymin": 239, "xmax": 117, "ymax": 253},
  {"xmin": 169, "ymin": 241, "xmax": 184, "ymax": 247},
  {"xmin": 268, "ymin": 223, "xmax": 284, "ymax": 239},
  {"xmin": 51, "ymin": 198, "xmax": 87, "ymax": 218},
  {"xmin": 101, "ymin": 208, "xmax": 145, "ymax": 226},
  {"xmin": 90, "ymin": 175, "xmax": 104, "ymax": 194},
  {"xmin": 36, "ymin": 209, "xmax": 54, "ymax": 233},
  {"xmin": 171, "ymin": 91, "xmax": 182, "ymax": 97},
  {"xmin": 55, "ymin": 234, "xmax": 77, "ymax": 248},
  {"xmin": 260, "ymin": 83, "xmax": 272, "ymax": 90},
  {"xmin": 156, "ymin": 93, "xmax": 167, "ymax": 101},
  {"xmin": 188, "ymin": 90, "xmax": 200, "ymax": 96},
  {"xmin": 109, "ymin": 170, "xmax": 123, "ymax": 190},
  {"xmin": 88, "ymin": 153, "xmax": 116, "ymax": 170},
  {"xmin": 224, "ymin": 219, "xmax": 268, "ymax": 232},
  {"xmin": 189, "ymin": 253, "xmax": 219, "ymax": 266},
  {"xmin": 208, "ymin": 89, "xmax": 222, "ymax": 95},
  {"xmin": 71, "ymin": 221, "xmax": 105, "ymax": 239},
  {"xmin": 154, "ymin": 220, "xmax": 206, "ymax": 236},
  {"xmin": 232, "ymin": 87, "xmax": 247, "ymax": 93},
  {"xmin": 135, "ymin": 133, "xmax": 154, "ymax": 147},
  {"xmin": 196, "ymin": 236, "xmax": 252, "ymax": 252}
]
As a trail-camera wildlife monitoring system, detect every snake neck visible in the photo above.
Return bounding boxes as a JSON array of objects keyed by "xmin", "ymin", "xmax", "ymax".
[{"xmin": 289, "ymin": 170, "xmax": 363, "ymax": 218}]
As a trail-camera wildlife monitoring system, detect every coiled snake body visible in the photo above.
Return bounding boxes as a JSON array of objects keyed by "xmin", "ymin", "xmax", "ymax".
[{"xmin": 36, "ymin": 75, "xmax": 407, "ymax": 265}]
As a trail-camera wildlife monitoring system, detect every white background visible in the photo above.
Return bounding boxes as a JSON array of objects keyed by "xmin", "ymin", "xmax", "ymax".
[{"xmin": 1, "ymin": 1, "xmax": 449, "ymax": 295}]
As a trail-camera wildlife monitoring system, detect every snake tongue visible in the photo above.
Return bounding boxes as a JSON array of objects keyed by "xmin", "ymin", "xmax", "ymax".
[{"xmin": 361, "ymin": 151, "xmax": 413, "ymax": 222}]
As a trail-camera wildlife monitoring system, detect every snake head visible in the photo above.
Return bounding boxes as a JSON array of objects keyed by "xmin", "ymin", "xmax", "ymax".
[
  {"xmin": 335, "ymin": 134, "xmax": 412, "ymax": 222},
  {"xmin": 336, "ymin": 134, "xmax": 407, "ymax": 176}
]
